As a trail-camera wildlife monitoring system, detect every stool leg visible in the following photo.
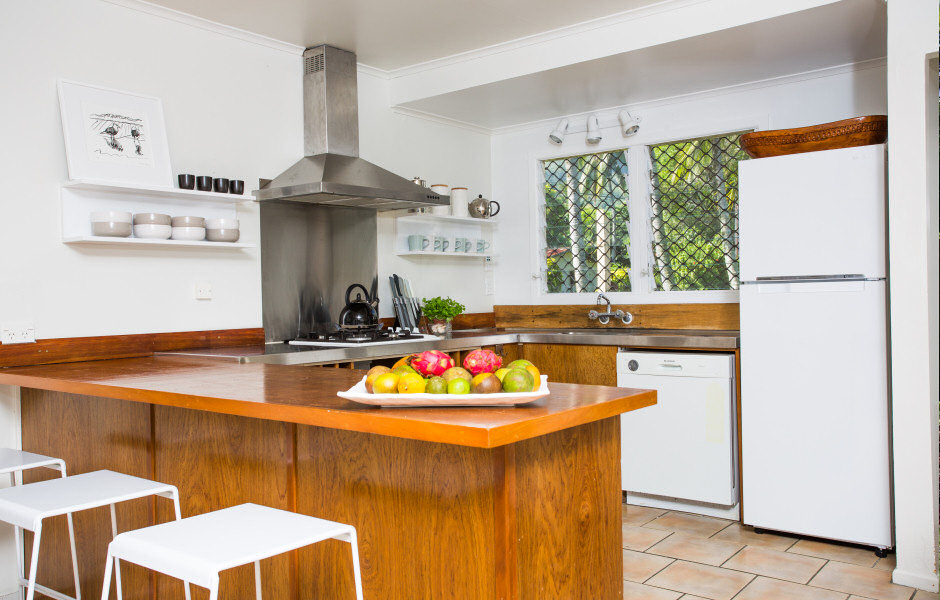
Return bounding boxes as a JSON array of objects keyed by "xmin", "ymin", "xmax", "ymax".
[
  {"xmin": 14, "ymin": 525, "xmax": 24, "ymax": 593},
  {"xmin": 169, "ymin": 491, "xmax": 192, "ymax": 600},
  {"xmin": 109, "ymin": 504, "xmax": 123, "ymax": 600},
  {"xmin": 66, "ymin": 513, "xmax": 81, "ymax": 600},
  {"xmin": 345, "ymin": 529, "xmax": 364, "ymax": 600},
  {"xmin": 24, "ymin": 523, "xmax": 42, "ymax": 600},
  {"xmin": 253, "ymin": 561, "xmax": 262, "ymax": 600},
  {"xmin": 100, "ymin": 551, "xmax": 114, "ymax": 600}
]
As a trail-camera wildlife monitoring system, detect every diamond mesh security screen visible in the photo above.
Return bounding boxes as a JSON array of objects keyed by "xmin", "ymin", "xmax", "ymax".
[
  {"xmin": 542, "ymin": 151, "xmax": 630, "ymax": 293},
  {"xmin": 648, "ymin": 133, "xmax": 749, "ymax": 291}
]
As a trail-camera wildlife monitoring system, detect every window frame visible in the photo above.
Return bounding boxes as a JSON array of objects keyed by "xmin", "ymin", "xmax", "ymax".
[{"xmin": 529, "ymin": 116, "xmax": 764, "ymax": 305}]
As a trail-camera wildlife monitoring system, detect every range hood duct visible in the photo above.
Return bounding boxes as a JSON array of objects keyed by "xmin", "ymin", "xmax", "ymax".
[{"xmin": 254, "ymin": 45, "xmax": 448, "ymax": 211}]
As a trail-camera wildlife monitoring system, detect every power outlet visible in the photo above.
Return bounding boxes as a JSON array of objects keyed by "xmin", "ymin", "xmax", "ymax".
[{"xmin": 1, "ymin": 322, "xmax": 36, "ymax": 344}]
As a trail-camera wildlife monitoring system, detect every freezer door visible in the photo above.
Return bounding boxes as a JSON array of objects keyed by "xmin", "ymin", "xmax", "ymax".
[
  {"xmin": 740, "ymin": 279, "xmax": 892, "ymax": 547},
  {"xmin": 738, "ymin": 145, "xmax": 886, "ymax": 281}
]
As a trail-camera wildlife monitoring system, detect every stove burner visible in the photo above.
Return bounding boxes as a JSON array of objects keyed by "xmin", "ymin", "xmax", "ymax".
[{"xmin": 299, "ymin": 328, "xmax": 425, "ymax": 344}]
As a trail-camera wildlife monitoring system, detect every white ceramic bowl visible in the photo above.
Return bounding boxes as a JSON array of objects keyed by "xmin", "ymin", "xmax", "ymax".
[
  {"xmin": 206, "ymin": 228, "xmax": 240, "ymax": 242},
  {"xmin": 133, "ymin": 224, "xmax": 172, "ymax": 239},
  {"xmin": 134, "ymin": 212, "xmax": 171, "ymax": 226},
  {"xmin": 91, "ymin": 210, "xmax": 132, "ymax": 223},
  {"xmin": 170, "ymin": 226, "xmax": 206, "ymax": 241},
  {"xmin": 91, "ymin": 221, "xmax": 132, "ymax": 237},
  {"xmin": 205, "ymin": 218, "xmax": 239, "ymax": 230},
  {"xmin": 171, "ymin": 215, "xmax": 205, "ymax": 228}
]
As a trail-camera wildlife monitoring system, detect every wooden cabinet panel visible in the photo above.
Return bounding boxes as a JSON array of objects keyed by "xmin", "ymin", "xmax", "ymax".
[
  {"xmin": 153, "ymin": 406, "xmax": 294, "ymax": 600},
  {"xmin": 522, "ymin": 344, "xmax": 618, "ymax": 386},
  {"xmin": 19, "ymin": 391, "xmax": 155, "ymax": 600},
  {"xmin": 514, "ymin": 417, "xmax": 622, "ymax": 599},
  {"xmin": 494, "ymin": 303, "xmax": 739, "ymax": 330},
  {"xmin": 294, "ymin": 426, "xmax": 498, "ymax": 600}
]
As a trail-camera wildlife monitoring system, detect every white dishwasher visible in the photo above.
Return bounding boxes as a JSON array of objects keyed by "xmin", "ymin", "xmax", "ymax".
[{"xmin": 618, "ymin": 351, "xmax": 738, "ymax": 516}]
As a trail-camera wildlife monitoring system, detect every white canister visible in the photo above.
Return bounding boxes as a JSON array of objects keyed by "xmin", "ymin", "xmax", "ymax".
[
  {"xmin": 430, "ymin": 184, "xmax": 450, "ymax": 215},
  {"xmin": 450, "ymin": 187, "xmax": 469, "ymax": 218}
]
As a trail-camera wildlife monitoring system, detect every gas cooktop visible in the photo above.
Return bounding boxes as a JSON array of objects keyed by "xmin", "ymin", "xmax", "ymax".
[{"xmin": 289, "ymin": 329, "xmax": 434, "ymax": 348}]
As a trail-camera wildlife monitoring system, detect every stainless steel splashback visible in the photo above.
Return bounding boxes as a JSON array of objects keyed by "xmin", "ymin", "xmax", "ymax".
[{"xmin": 261, "ymin": 202, "xmax": 377, "ymax": 342}]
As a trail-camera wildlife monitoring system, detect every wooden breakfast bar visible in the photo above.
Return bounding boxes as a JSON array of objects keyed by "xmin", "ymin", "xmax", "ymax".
[{"xmin": 0, "ymin": 356, "xmax": 656, "ymax": 600}]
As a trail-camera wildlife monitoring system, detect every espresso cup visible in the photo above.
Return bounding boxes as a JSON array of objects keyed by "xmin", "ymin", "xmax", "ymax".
[
  {"xmin": 195, "ymin": 176, "xmax": 212, "ymax": 191},
  {"xmin": 213, "ymin": 178, "xmax": 230, "ymax": 193},
  {"xmin": 229, "ymin": 180, "xmax": 245, "ymax": 195},
  {"xmin": 177, "ymin": 174, "xmax": 195, "ymax": 190},
  {"xmin": 433, "ymin": 235, "xmax": 449, "ymax": 252},
  {"xmin": 407, "ymin": 234, "xmax": 430, "ymax": 251}
]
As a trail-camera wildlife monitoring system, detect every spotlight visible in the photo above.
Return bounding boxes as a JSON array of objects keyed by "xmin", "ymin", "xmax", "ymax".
[
  {"xmin": 618, "ymin": 110, "xmax": 641, "ymax": 136},
  {"xmin": 586, "ymin": 114, "xmax": 602, "ymax": 144},
  {"xmin": 548, "ymin": 119, "xmax": 568, "ymax": 144}
]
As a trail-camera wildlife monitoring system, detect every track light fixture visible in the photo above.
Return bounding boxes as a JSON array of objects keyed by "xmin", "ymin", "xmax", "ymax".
[
  {"xmin": 586, "ymin": 114, "xmax": 602, "ymax": 144},
  {"xmin": 548, "ymin": 119, "xmax": 569, "ymax": 144},
  {"xmin": 618, "ymin": 110, "xmax": 641, "ymax": 136}
]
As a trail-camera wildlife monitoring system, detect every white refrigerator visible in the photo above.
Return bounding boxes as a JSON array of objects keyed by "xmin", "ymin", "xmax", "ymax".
[{"xmin": 738, "ymin": 144, "xmax": 892, "ymax": 551}]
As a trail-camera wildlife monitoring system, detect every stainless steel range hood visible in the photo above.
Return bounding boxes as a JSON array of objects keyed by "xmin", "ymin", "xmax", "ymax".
[{"xmin": 254, "ymin": 45, "xmax": 448, "ymax": 211}]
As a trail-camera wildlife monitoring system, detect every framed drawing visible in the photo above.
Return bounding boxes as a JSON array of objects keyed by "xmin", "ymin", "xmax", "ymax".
[{"xmin": 57, "ymin": 80, "xmax": 173, "ymax": 186}]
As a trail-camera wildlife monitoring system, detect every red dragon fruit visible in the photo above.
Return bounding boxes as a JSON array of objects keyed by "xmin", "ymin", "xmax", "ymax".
[
  {"xmin": 410, "ymin": 350, "xmax": 456, "ymax": 377},
  {"xmin": 462, "ymin": 349, "xmax": 503, "ymax": 375}
]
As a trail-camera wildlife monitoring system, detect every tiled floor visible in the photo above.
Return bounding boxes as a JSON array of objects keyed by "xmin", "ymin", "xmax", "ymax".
[{"xmin": 622, "ymin": 503, "xmax": 939, "ymax": 600}]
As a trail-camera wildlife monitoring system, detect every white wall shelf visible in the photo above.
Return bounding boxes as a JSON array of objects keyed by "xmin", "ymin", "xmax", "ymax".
[
  {"xmin": 62, "ymin": 179, "xmax": 249, "ymax": 203},
  {"xmin": 63, "ymin": 236, "xmax": 252, "ymax": 248},
  {"xmin": 61, "ymin": 179, "xmax": 253, "ymax": 249},
  {"xmin": 395, "ymin": 214, "xmax": 496, "ymax": 258}
]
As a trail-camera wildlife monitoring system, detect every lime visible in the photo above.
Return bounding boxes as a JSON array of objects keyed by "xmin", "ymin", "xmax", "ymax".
[
  {"xmin": 501, "ymin": 369, "xmax": 534, "ymax": 393},
  {"xmin": 446, "ymin": 378, "xmax": 471, "ymax": 394}
]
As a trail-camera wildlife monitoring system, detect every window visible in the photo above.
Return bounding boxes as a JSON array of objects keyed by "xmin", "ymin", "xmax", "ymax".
[
  {"xmin": 647, "ymin": 133, "xmax": 749, "ymax": 291},
  {"xmin": 539, "ymin": 132, "xmax": 749, "ymax": 295},
  {"xmin": 542, "ymin": 151, "xmax": 630, "ymax": 293}
]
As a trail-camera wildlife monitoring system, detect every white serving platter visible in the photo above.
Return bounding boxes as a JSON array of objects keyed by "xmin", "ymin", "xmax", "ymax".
[{"xmin": 338, "ymin": 375, "xmax": 549, "ymax": 407}]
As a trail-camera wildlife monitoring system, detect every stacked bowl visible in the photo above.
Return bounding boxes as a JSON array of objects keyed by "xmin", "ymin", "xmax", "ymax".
[
  {"xmin": 171, "ymin": 216, "xmax": 206, "ymax": 241},
  {"xmin": 206, "ymin": 218, "xmax": 240, "ymax": 242},
  {"xmin": 133, "ymin": 213, "xmax": 172, "ymax": 239},
  {"xmin": 90, "ymin": 211, "xmax": 132, "ymax": 237}
]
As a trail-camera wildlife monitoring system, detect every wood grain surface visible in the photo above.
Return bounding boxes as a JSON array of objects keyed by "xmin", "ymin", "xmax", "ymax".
[
  {"xmin": 521, "ymin": 344, "xmax": 618, "ymax": 386},
  {"xmin": 19, "ymin": 391, "xmax": 157, "ymax": 600},
  {"xmin": 152, "ymin": 406, "xmax": 295, "ymax": 600},
  {"xmin": 21, "ymin": 389, "xmax": 634, "ymax": 599},
  {"xmin": 0, "ymin": 328, "xmax": 264, "ymax": 368},
  {"xmin": 494, "ymin": 303, "xmax": 738, "ymax": 330},
  {"xmin": 0, "ymin": 357, "xmax": 655, "ymax": 448}
]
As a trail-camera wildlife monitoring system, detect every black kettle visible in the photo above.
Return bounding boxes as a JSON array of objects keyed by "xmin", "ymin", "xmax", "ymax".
[{"xmin": 338, "ymin": 283, "xmax": 379, "ymax": 330}]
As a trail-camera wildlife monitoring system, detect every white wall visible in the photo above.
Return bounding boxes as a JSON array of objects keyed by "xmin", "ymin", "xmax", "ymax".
[
  {"xmin": 358, "ymin": 72, "xmax": 492, "ymax": 317},
  {"xmin": 0, "ymin": 385, "xmax": 21, "ymax": 593},
  {"xmin": 0, "ymin": 0, "xmax": 302, "ymax": 340},
  {"xmin": 886, "ymin": 0, "xmax": 939, "ymax": 590},
  {"xmin": 489, "ymin": 63, "xmax": 888, "ymax": 306}
]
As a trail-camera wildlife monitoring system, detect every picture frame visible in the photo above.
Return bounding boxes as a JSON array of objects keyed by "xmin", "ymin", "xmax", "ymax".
[{"xmin": 57, "ymin": 80, "xmax": 173, "ymax": 186}]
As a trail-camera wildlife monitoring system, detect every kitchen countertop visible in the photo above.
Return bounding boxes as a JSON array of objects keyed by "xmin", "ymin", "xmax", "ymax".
[
  {"xmin": 0, "ymin": 355, "xmax": 655, "ymax": 448},
  {"xmin": 158, "ymin": 327, "xmax": 739, "ymax": 365}
]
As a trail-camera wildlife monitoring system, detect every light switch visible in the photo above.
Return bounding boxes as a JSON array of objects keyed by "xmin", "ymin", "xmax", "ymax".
[{"xmin": 194, "ymin": 283, "xmax": 212, "ymax": 300}]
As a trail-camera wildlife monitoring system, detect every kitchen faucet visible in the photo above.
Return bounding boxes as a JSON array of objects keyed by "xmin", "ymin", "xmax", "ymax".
[{"xmin": 588, "ymin": 293, "xmax": 634, "ymax": 325}]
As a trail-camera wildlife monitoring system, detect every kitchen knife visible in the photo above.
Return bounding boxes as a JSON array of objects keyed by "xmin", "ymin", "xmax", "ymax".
[
  {"xmin": 389, "ymin": 276, "xmax": 406, "ymax": 330},
  {"xmin": 393, "ymin": 274, "xmax": 413, "ymax": 330},
  {"xmin": 402, "ymin": 277, "xmax": 422, "ymax": 332}
]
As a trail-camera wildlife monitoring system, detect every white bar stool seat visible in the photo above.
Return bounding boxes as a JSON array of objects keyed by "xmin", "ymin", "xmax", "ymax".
[
  {"xmin": 0, "ymin": 469, "xmax": 185, "ymax": 600},
  {"xmin": 102, "ymin": 503, "xmax": 364, "ymax": 600}
]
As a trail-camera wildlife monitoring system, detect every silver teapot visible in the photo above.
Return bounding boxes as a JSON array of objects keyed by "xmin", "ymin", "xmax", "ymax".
[{"xmin": 468, "ymin": 194, "xmax": 500, "ymax": 219}]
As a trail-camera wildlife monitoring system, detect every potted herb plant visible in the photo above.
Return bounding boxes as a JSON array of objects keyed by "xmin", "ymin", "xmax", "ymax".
[{"xmin": 421, "ymin": 296, "xmax": 465, "ymax": 336}]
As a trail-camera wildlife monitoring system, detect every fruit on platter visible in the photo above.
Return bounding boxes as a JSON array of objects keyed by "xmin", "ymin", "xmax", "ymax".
[
  {"xmin": 462, "ymin": 349, "xmax": 503, "ymax": 375},
  {"xmin": 411, "ymin": 350, "xmax": 456, "ymax": 377},
  {"xmin": 362, "ymin": 352, "xmax": 543, "ymax": 395}
]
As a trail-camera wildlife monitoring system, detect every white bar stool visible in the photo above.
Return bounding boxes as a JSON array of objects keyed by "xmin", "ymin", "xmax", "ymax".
[
  {"xmin": 101, "ymin": 503, "xmax": 365, "ymax": 600},
  {"xmin": 0, "ymin": 469, "xmax": 186, "ymax": 600},
  {"xmin": 0, "ymin": 449, "xmax": 80, "ymax": 600}
]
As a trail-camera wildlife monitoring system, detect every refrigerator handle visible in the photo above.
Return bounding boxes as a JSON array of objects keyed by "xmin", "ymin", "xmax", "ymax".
[{"xmin": 742, "ymin": 275, "xmax": 884, "ymax": 285}]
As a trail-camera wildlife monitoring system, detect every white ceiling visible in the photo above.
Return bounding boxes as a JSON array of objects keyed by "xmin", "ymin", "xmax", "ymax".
[
  {"xmin": 138, "ymin": 0, "xmax": 667, "ymax": 70},
  {"xmin": 398, "ymin": 0, "xmax": 887, "ymax": 129},
  {"xmin": 136, "ymin": 0, "xmax": 886, "ymax": 129}
]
